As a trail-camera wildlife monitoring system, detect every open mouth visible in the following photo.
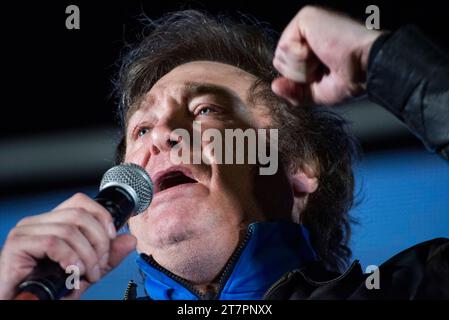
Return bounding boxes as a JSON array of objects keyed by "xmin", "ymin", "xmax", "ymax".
[{"xmin": 154, "ymin": 170, "xmax": 198, "ymax": 193}]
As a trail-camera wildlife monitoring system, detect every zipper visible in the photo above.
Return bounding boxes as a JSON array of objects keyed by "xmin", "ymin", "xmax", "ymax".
[
  {"xmin": 262, "ymin": 270, "xmax": 297, "ymax": 300},
  {"xmin": 123, "ymin": 280, "xmax": 137, "ymax": 300},
  {"xmin": 140, "ymin": 225, "xmax": 254, "ymax": 300},
  {"xmin": 141, "ymin": 253, "xmax": 206, "ymax": 299},
  {"xmin": 212, "ymin": 225, "xmax": 253, "ymax": 299}
]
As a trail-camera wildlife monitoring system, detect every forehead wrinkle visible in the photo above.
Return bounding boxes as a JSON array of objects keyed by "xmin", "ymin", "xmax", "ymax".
[
  {"xmin": 126, "ymin": 63, "xmax": 258, "ymax": 127},
  {"xmin": 132, "ymin": 81, "xmax": 244, "ymax": 117},
  {"xmin": 142, "ymin": 82, "xmax": 190, "ymax": 108},
  {"xmin": 127, "ymin": 82, "xmax": 190, "ymax": 129}
]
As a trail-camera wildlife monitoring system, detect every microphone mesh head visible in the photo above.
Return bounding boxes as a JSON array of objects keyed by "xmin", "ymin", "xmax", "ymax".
[{"xmin": 99, "ymin": 163, "xmax": 153, "ymax": 214}]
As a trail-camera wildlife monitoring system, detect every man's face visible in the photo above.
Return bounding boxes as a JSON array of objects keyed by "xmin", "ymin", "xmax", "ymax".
[{"xmin": 124, "ymin": 61, "xmax": 291, "ymax": 281}]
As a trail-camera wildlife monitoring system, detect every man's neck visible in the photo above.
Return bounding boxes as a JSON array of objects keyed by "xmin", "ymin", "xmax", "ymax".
[
  {"xmin": 137, "ymin": 221, "xmax": 318, "ymax": 300},
  {"xmin": 194, "ymin": 283, "xmax": 220, "ymax": 297}
]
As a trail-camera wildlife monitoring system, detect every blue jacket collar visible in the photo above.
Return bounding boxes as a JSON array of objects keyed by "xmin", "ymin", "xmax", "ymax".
[{"xmin": 136, "ymin": 221, "xmax": 317, "ymax": 300}]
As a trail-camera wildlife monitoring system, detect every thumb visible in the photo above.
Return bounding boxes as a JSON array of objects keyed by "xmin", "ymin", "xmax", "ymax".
[
  {"xmin": 108, "ymin": 233, "xmax": 137, "ymax": 269},
  {"xmin": 272, "ymin": 76, "xmax": 313, "ymax": 106}
]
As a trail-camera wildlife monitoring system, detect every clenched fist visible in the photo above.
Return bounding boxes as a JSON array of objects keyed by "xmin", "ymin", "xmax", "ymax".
[{"xmin": 272, "ymin": 5, "xmax": 384, "ymax": 105}]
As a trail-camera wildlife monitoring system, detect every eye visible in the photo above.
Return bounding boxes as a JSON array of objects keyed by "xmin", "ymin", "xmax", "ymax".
[
  {"xmin": 136, "ymin": 127, "xmax": 150, "ymax": 138},
  {"xmin": 196, "ymin": 105, "xmax": 218, "ymax": 116}
]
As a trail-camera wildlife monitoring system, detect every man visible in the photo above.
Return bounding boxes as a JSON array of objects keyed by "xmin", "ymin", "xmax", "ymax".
[{"xmin": 0, "ymin": 6, "xmax": 448, "ymax": 300}]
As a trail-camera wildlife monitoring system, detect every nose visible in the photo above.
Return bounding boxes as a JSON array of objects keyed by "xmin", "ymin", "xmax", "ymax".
[
  {"xmin": 128, "ymin": 95, "xmax": 191, "ymax": 168},
  {"xmin": 149, "ymin": 108, "xmax": 187, "ymax": 155},
  {"xmin": 150, "ymin": 124, "xmax": 180, "ymax": 155},
  {"xmin": 128, "ymin": 120, "xmax": 182, "ymax": 169}
]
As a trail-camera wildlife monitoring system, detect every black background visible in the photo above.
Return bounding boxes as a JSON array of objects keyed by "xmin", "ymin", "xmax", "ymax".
[{"xmin": 1, "ymin": 0, "xmax": 448, "ymax": 139}]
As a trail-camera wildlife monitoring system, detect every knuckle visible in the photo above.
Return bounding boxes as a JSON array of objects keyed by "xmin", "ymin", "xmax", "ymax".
[
  {"xmin": 98, "ymin": 210, "xmax": 113, "ymax": 226},
  {"xmin": 299, "ymin": 5, "xmax": 319, "ymax": 21},
  {"xmin": 69, "ymin": 207, "xmax": 88, "ymax": 221},
  {"xmin": 5, "ymin": 228, "xmax": 19, "ymax": 241},
  {"xmin": 43, "ymin": 235, "xmax": 60, "ymax": 250},
  {"xmin": 71, "ymin": 192, "xmax": 88, "ymax": 202},
  {"xmin": 60, "ymin": 224, "xmax": 77, "ymax": 238},
  {"xmin": 16, "ymin": 216, "xmax": 32, "ymax": 227},
  {"xmin": 301, "ymin": 5, "xmax": 317, "ymax": 14}
]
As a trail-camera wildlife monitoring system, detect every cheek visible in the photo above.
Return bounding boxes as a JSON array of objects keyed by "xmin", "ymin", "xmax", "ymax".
[
  {"xmin": 123, "ymin": 144, "xmax": 135, "ymax": 162},
  {"xmin": 123, "ymin": 142, "xmax": 146, "ymax": 164},
  {"xmin": 209, "ymin": 165, "xmax": 257, "ymax": 211},
  {"xmin": 215, "ymin": 164, "xmax": 254, "ymax": 190}
]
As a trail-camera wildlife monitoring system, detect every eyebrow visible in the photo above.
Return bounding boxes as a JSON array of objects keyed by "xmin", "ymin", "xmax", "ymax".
[
  {"xmin": 183, "ymin": 81, "xmax": 241, "ymax": 104},
  {"xmin": 127, "ymin": 81, "xmax": 244, "ymax": 124}
]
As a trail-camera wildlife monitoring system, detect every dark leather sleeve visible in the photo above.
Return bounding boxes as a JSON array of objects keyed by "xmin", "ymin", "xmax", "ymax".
[
  {"xmin": 351, "ymin": 238, "xmax": 449, "ymax": 299},
  {"xmin": 367, "ymin": 25, "xmax": 449, "ymax": 160},
  {"xmin": 277, "ymin": 238, "xmax": 449, "ymax": 299}
]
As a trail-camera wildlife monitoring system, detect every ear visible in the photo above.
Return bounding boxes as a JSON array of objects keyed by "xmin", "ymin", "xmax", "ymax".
[
  {"xmin": 289, "ymin": 165, "xmax": 318, "ymax": 223},
  {"xmin": 290, "ymin": 169, "xmax": 319, "ymax": 196}
]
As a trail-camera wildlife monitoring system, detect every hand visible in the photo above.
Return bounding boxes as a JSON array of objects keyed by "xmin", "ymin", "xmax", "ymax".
[
  {"xmin": 272, "ymin": 5, "xmax": 384, "ymax": 106},
  {"xmin": 0, "ymin": 193, "xmax": 137, "ymax": 300}
]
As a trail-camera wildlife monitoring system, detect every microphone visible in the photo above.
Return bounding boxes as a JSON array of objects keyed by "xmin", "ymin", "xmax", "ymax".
[{"xmin": 14, "ymin": 163, "xmax": 153, "ymax": 300}]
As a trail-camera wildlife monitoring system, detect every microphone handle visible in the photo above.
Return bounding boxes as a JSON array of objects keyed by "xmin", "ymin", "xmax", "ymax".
[{"xmin": 14, "ymin": 186, "xmax": 135, "ymax": 300}]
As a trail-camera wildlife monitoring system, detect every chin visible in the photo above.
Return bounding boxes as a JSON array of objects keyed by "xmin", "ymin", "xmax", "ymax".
[
  {"xmin": 139, "ymin": 215, "xmax": 202, "ymax": 250},
  {"xmin": 159, "ymin": 223, "xmax": 197, "ymax": 245}
]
